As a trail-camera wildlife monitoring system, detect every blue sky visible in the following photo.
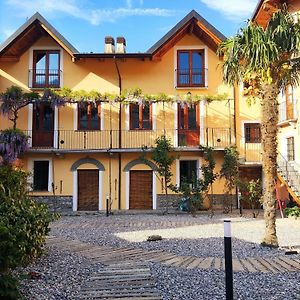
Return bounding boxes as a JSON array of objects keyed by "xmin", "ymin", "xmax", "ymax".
[{"xmin": 0, "ymin": 0, "xmax": 258, "ymax": 53}]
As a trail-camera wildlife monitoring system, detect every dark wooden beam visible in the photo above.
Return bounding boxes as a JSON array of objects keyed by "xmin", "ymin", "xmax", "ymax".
[{"xmin": 0, "ymin": 56, "xmax": 19, "ymax": 62}]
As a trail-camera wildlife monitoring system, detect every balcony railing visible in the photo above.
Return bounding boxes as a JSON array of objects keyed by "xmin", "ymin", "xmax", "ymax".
[
  {"xmin": 22, "ymin": 128, "xmax": 234, "ymax": 151},
  {"xmin": 238, "ymin": 134, "xmax": 262, "ymax": 163},
  {"xmin": 279, "ymin": 99, "xmax": 298, "ymax": 123},
  {"xmin": 175, "ymin": 68, "xmax": 208, "ymax": 88},
  {"xmin": 29, "ymin": 69, "xmax": 62, "ymax": 88}
]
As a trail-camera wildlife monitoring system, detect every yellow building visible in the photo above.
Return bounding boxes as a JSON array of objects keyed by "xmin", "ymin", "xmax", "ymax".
[
  {"xmin": 0, "ymin": 10, "xmax": 263, "ymax": 212},
  {"xmin": 253, "ymin": 0, "xmax": 300, "ymax": 205}
]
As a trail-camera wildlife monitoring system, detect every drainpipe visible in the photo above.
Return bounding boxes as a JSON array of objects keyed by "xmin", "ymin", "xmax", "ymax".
[
  {"xmin": 114, "ymin": 57, "xmax": 122, "ymax": 210},
  {"xmin": 233, "ymin": 86, "xmax": 238, "ymax": 147},
  {"xmin": 233, "ymin": 85, "xmax": 239, "ymax": 211}
]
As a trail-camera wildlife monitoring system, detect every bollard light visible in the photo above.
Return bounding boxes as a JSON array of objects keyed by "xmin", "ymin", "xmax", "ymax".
[{"xmin": 224, "ymin": 220, "xmax": 233, "ymax": 300}]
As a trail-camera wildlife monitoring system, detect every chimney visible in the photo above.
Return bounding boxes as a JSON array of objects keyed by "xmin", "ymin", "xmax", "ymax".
[
  {"xmin": 116, "ymin": 36, "xmax": 126, "ymax": 53},
  {"xmin": 104, "ymin": 36, "xmax": 115, "ymax": 53}
]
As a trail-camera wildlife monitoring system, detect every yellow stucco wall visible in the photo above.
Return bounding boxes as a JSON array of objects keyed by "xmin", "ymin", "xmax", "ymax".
[
  {"xmin": 0, "ymin": 24, "xmax": 258, "ymax": 208},
  {"xmin": 20, "ymin": 150, "xmax": 227, "ymax": 210}
]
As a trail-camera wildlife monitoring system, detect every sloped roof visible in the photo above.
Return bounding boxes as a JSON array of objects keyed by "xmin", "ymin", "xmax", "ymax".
[
  {"xmin": 0, "ymin": 10, "xmax": 225, "ymax": 61},
  {"xmin": 0, "ymin": 12, "xmax": 78, "ymax": 60},
  {"xmin": 147, "ymin": 10, "xmax": 226, "ymax": 58}
]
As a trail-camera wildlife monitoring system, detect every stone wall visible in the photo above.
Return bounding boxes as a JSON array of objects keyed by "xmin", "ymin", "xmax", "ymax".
[
  {"xmin": 156, "ymin": 194, "xmax": 237, "ymax": 211},
  {"xmin": 33, "ymin": 196, "xmax": 72, "ymax": 213}
]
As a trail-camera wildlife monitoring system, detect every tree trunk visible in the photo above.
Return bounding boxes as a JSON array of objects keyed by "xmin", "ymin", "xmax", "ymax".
[
  {"xmin": 261, "ymin": 84, "xmax": 279, "ymax": 247},
  {"xmin": 164, "ymin": 177, "xmax": 168, "ymax": 214}
]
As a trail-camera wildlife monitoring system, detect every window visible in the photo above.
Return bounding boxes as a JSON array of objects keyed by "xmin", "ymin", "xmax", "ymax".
[
  {"xmin": 78, "ymin": 102, "xmax": 101, "ymax": 130},
  {"xmin": 33, "ymin": 161, "xmax": 49, "ymax": 191},
  {"xmin": 285, "ymin": 85, "xmax": 295, "ymax": 120},
  {"xmin": 180, "ymin": 160, "xmax": 198, "ymax": 187},
  {"xmin": 32, "ymin": 50, "xmax": 60, "ymax": 88},
  {"xmin": 130, "ymin": 103, "xmax": 152, "ymax": 130},
  {"xmin": 244, "ymin": 123, "xmax": 261, "ymax": 143},
  {"xmin": 177, "ymin": 50, "xmax": 205, "ymax": 87},
  {"xmin": 287, "ymin": 137, "xmax": 295, "ymax": 161},
  {"xmin": 178, "ymin": 104, "xmax": 199, "ymax": 130}
]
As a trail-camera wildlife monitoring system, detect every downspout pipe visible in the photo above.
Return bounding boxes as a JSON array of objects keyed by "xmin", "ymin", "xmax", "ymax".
[
  {"xmin": 233, "ymin": 85, "xmax": 239, "ymax": 211},
  {"xmin": 114, "ymin": 57, "xmax": 122, "ymax": 210}
]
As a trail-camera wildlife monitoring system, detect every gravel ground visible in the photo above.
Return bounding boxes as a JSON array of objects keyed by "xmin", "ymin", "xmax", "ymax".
[
  {"xmin": 50, "ymin": 213, "xmax": 299, "ymax": 258},
  {"xmin": 18, "ymin": 212, "xmax": 300, "ymax": 299},
  {"xmin": 17, "ymin": 248, "xmax": 103, "ymax": 300},
  {"xmin": 151, "ymin": 262, "xmax": 300, "ymax": 300}
]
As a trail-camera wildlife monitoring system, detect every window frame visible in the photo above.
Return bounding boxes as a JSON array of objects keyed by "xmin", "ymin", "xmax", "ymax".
[
  {"xmin": 129, "ymin": 103, "xmax": 152, "ymax": 130},
  {"xmin": 177, "ymin": 49, "xmax": 205, "ymax": 88},
  {"xmin": 178, "ymin": 103, "xmax": 199, "ymax": 130},
  {"xmin": 287, "ymin": 136, "xmax": 295, "ymax": 161},
  {"xmin": 77, "ymin": 102, "xmax": 101, "ymax": 131},
  {"xmin": 285, "ymin": 85, "xmax": 295, "ymax": 120},
  {"xmin": 244, "ymin": 123, "xmax": 261, "ymax": 143},
  {"xmin": 32, "ymin": 50, "xmax": 60, "ymax": 88},
  {"xmin": 179, "ymin": 160, "xmax": 198, "ymax": 187},
  {"xmin": 32, "ymin": 159, "xmax": 51, "ymax": 192}
]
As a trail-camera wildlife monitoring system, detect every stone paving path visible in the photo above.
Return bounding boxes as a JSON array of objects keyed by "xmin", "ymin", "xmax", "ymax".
[
  {"xmin": 78, "ymin": 262, "xmax": 162, "ymax": 299},
  {"xmin": 46, "ymin": 236, "xmax": 300, "ymax": 274},
  {"xmin": 46, "ymin": 237, "xmax": 162, "ymax": 299}
]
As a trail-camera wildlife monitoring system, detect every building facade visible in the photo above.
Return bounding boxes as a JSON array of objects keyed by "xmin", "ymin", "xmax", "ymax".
[
  {"xmin": 253, "ymin": 0, "xmax": 300, "ymax": 205},
  {"xmin": 0, "ymin": 10, "xmax": 264, "ymax": 212}
]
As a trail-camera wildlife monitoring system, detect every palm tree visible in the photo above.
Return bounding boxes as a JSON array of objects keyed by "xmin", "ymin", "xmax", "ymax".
[{"xmin": 218, "ymin": 7, "xmax": 300, "ymax": 247}]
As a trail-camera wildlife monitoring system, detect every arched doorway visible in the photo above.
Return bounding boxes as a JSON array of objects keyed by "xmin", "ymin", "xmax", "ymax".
[
  {"xmin": 70, "ymin": 158, "xmax": 105, "ymax": 211},
  {"xmin": 123, "ymin": 159, "xmax": 157, "ymax": 210}
]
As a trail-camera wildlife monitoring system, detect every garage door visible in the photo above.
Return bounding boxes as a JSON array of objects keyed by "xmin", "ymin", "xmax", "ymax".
[
  {"xmin": 130, "ymin": 170, "xmax": 153, "ymax": 209},
  {"xmin": 78, "ymin": 169, "xmax": 99, "ymax": 211}
]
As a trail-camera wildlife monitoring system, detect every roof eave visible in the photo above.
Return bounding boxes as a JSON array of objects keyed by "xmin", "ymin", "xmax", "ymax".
[
  {"xmin": 251, "ymin": 0, "xmax": 264, "ymax": 21},
  {"xmin": 0, "ymin": 12, "xmax": 79, "ymax": 57},
  {"xmin": 74, "ymin": 53, "xmax": 152, "ymax": 59}
]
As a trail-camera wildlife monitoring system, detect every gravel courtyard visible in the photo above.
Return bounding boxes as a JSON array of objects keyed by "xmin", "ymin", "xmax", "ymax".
[{"xmin": 19, "ymin": 211, "xmax": 300, "ymax": 299}]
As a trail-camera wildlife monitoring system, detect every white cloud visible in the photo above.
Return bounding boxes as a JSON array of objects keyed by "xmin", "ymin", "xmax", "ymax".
[
  {"xmin": 90, "ymin": 8, "xmax": 175, "ymax": 25},
  {"xmin": 5, "ymin": 0, "xmax": 175, "ymax": 25},
  {"xmin": 200, "ymin": 0, "xmax": 257, "ymax": 20}
]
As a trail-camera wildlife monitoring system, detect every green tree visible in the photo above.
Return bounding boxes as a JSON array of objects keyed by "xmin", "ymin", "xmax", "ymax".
[
  {"xmin": 218, "ymin": 8, "xmax": 300, "ymax": 247},
  {"xmin": 238, "ymin": 179, "xmax": 263, "ymax": 218},
  {"xmin": 220, "ymin": 146, "xmax": 240, "ymax": 213},
  {"xmin": 0, "ymin": 86, "xmax": 38, "ymax": 130},
  {"xmin": 176, "ymin": 146, "xmax": 217, "ymax": 213},
  {"xmin": 150, "ymin": 135, "xmax": 176, "ymax": 213}
]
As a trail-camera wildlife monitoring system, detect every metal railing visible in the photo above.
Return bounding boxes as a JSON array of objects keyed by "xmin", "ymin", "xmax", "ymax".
[
  {"xmin": 278, "ymin": 99, "xmax": 298, "ymax": 122},
  {"xmin": 175, "ymin": 68, "xmax": 208, "ymax": 87},
  {"xmin": 277, "ymin": 152, "xmax": 300, "ymax": 194},
  {"xmin": 23, "ymin": 127, "xmax": 234, "ymax": 150},
  {"xmin": 237, "ymin": 134, "xmax": 262, "ymax": 163},
  {"xmin": 29, "ymin": 69, "xmax": 62, "ymax": 88}
]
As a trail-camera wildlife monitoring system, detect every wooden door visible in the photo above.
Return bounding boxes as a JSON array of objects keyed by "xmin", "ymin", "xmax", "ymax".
[
  {"xmin": 130, "ymin": 170, "xmax": 153, "ymax": 209},
  {"xmin": 78, "ymin": 170, "xmax": 99, "ymax": 211},
  {"xmin": 178, "ymin": 104, "xmax": 199, "ymax": 146},
  {"xmin": 32, "ymin": 103, "xmax": 54, "ymax": 147}
]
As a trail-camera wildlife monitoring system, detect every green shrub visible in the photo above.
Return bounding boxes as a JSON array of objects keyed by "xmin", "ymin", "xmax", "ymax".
[
  {"xmin": 0, "ymin": 165, "xmax": 53, "ymax": 299},
  {"xmin": 285, "ymin": 206, "xmax": 300, "ymax": 218},
  {"xmin": 0, "ymin": 275, "xmax": 21, "ymax": 300},
  {"xmin": 238, "ymin": 179, "xmax": 262, "ymax": 218}
]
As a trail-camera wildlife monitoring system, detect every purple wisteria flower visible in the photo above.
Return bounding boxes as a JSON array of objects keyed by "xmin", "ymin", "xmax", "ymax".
[{"xmin": 0, "ymin": 129, "xmax": 28, "ymax": 165}]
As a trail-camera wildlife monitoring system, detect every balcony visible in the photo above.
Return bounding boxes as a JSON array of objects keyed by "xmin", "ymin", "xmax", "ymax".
[
  {"xmin": 175, "ymin": 68, "xmax": 208, "ymax": 88},
  {"xmin": 29, "ymin": 69, "xmax": 62, "ymax": 88},
  {"xmin": 278, "ymin": 99, "xmax": 298, "ymax": 126},
  {"xmin": 239, "ymin": 142, "xmax": 262, "ymax": 164},
  {"xmin": 22, "ymin": 128, "xmax": 234, "ymax": 151}
]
